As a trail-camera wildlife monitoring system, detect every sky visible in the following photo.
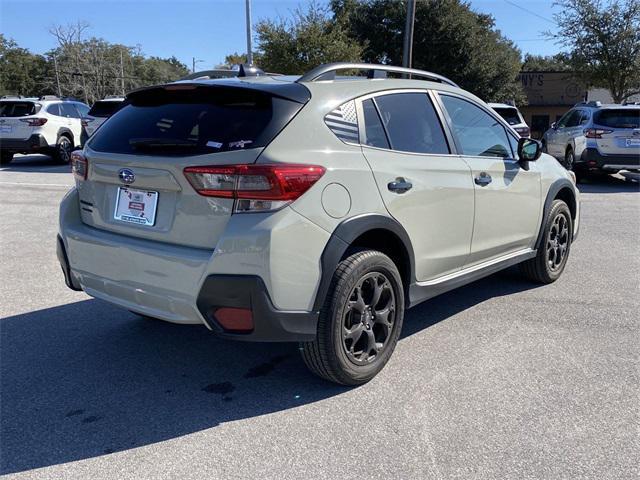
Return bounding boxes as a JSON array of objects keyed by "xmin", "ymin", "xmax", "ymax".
[{"xmin": 0, "ymin": 0, "xmax": 562, "ymax": 69}]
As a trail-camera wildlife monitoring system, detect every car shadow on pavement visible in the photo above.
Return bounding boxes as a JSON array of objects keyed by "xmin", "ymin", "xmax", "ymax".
[
  {"xmin": 0, "ymin": 270, "xmax": 540, "ymax": 474},
  {"xmin": 577, "ymin": 174, "xmax": 639, "ymax": 194},
  {"xmin": 1, "ymin": 154, "xmax": 70, "ymax": 173}
]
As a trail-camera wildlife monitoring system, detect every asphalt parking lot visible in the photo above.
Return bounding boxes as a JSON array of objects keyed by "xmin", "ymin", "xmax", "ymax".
[{"xmin": 1, "ymin": 155, "xmax": 638, "ymax": 480}]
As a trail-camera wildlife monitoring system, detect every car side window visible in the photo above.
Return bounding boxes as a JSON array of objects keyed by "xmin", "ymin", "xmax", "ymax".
[
  {"xmin": 373, "ymin": 92, "xmax": 449, "ymax": 154},
  {"xmin": 61, "ymin": 103, "xmax": 79, "ymax": 118},
  {"xmin": 75, "ymin": 103, "xmax": 90, "ymax": 117},
  {"xmin": 556, "ymin": 110, "xmax": 574, "ymax": 128},
  {"xmin": 565, "ymin": 110, "xmax": 582, "ymax": 128},
  {"xmin": 579, "ymin": 110, "xmax": 590, "ymax": 125},
  {"xmin": 47, "ymin": 104, "xmax": 61, "ymax": 116},
  {"xmin": 361, "ymin": 99, "xmax": 390, "ymax": 149},
  {"xmin": 440, "ymin": 95, "xmax": 512, "ymax": 158}
]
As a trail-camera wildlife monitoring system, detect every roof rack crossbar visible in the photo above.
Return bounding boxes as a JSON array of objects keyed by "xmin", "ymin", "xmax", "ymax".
[{"xmin": 296, "ymin": 63, "xmax": 459, "ymax": 87}]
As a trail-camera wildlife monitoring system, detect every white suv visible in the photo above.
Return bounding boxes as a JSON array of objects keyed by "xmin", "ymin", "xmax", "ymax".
[
  {"xmin": 488, "ymin": 102, "xmax": 530, "ymax": 137},
  {"xmin": 57, "ymin": 63, "xmax": 580, "ymax": 385},
  {"xmin": 80, "ymin": 97, "xmax": 125, "ymax": 145},
  {"xmin": 0, "ymin": 96, "xmax": 89, "ymax": 165}
]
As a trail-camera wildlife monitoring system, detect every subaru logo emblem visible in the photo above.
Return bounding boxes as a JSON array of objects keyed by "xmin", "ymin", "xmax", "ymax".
[{"xmin": 118, "ymin": 168, "xmax": 135, "ymax": 184}]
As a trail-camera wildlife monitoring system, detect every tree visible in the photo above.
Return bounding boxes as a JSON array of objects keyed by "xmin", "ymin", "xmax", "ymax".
[
  {"xmin": 334, "ymin": 0, "xmax": 525, "ymax": 104},
  {"xmin": 0, "ymin": 34, "xmax": 50, "ymax": 96},
  {"xmin": 521, "ymin": 53, "xmax": 571, "ymax": 71},
  {"xmin": 547, "ymin": 0, "xmax": 640, "ymax": 103},
  {"xmin": 256, "ymin": 2, "xmax": 363, "ymax": 74}
]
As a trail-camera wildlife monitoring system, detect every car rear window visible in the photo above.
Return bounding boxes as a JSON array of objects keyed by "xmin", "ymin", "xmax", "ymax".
[
  {"xmin": 88, "ymin": 86, "xmax": 304, "ymax": 155},
  {"xmin": 0, "ymin": 101, "xmax": 38, "ymax": 117},
  {"xmin": 593, "ymin": 109, "xmax": 640, "ymax": 128},
  {"xmin": 88, "ymin": 101, "xmax": 123, "ymax": 118},
  {"xmin": 493, "ymin": 107, "xmax": 521, "ymax": 125}
]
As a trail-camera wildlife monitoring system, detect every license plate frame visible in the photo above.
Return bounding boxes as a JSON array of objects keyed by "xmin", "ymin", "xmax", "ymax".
[
  {"xmin": 114, "ymin": 187, "xmax": 159, "ymax": 226},
  {"xmin": 625, "ymin": 137, "xmax": 640, "ymax": 147}
]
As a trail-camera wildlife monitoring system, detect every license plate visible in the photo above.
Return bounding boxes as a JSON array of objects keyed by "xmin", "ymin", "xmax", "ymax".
[
  {"xmin": 625, "ymin": 138, "xmax": 640, "ymax": 147},
  {"xmin": 114, "ymin": 187, "xmax": 158, "ymax": 226},
  {"xmin": 0, "ymin": 125, "xmax": 12, "ymax": 133}
]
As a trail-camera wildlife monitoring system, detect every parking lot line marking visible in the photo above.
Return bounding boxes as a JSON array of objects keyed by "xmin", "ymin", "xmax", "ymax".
[{"xmin": 0, "ymin": 181, "xmax": 72, "ymax": 188}]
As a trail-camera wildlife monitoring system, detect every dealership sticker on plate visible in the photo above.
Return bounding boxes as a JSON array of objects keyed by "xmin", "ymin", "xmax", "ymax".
[{"xmin": 114, "ymin": 187, "xmax": 159, "ymax": 226}]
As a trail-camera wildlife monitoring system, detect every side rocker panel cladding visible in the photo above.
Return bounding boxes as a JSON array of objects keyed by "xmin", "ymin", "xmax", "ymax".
[{"xmin": 313, "ymin": 214, "xmax": 415, "ymax": 311}]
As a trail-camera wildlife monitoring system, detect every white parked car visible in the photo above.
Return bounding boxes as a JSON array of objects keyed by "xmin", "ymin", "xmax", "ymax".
[
  {"xmin": 0, "ymin": 96, "xmax": 89, "ymax": 165},
  {"xmin": 488, "ymin": 103, "xmax": 530, "ymax": 137},
  {"xmin": 81, "ymin": 97, "xmax": 125, "ymax": 144}
]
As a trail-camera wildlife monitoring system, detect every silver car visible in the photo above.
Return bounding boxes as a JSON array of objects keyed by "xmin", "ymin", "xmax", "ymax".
[
  {"xmin": 542, "ymin": 101, "xmax": 640, "ymax": 178},
  {"xmin": 58, "ymin": 63, "xmax": 580, "ymax": 385}
]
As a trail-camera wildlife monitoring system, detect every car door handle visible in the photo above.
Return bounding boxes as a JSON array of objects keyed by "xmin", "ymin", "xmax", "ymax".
[
  {"xmin": 387, "ymin": 178, "xmax": 412, "ymax": 193},
  {"xmin": 474, "ymin": 172, "xmax": 492, "ymax": 186}
]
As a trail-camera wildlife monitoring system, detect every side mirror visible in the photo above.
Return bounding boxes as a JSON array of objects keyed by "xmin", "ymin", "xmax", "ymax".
[
  {"xmin": 551, "ymin": 122, "xmax": 557, "ymax": 130},
  {"xmin": 518, "ymin": 137, "xmax": 542, "ymax": 162}
]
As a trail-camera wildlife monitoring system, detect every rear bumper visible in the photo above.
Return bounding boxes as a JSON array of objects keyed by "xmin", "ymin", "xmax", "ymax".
[
  {"xmin": 0, "ymin": 134, "xmax": 49, "ymax": 153},
  {"xmin": 579, "ymin": 148, "xmax": 640, "ymax": 171},
  {"xmin": 58, "ymin": 188, "xmax": 320, "ymax": 340}
]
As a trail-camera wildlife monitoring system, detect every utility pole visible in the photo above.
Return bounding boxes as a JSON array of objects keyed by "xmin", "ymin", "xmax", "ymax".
[
  {"xmin": 192, "ymin": 57, "xmax": 204, "ymax": 73},
  {"xmin": 245, "ymin": 0, "xmax": 253, "ymax": 65},
  {"xmin": 120, "ymin": 48, "xmax": 125, "ymax": 95},
  {"xmin": 53, "ymin": 54, "xmax": 62, "ymax": 97},
  {"xmin": 402, "ymin": 0, "xmax": 416, "ymax": 71}
]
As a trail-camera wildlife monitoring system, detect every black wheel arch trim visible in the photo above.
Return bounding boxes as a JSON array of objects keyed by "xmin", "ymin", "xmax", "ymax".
[
  {"xmin": 57, "ymin": 128, "xmax": 74, "ymax": 144},
  {"xmin": 535, "ymin": 178, "xmax": 577, "ymax": 250},
  {"xmin": 313, "ymin": 214, "xmax": 415, "ymax": 311}
]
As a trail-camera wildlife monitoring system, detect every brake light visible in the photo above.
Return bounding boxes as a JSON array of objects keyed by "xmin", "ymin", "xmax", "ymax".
[
  {"xmin": 584, "ymin": 128, "xmax": 613, "ymax": 138},
  {"xmin": 71, "ymin": 151, "xmax": 88, "ymax": 180},
  {"xmin": 19, "ymin": 117, "xmax": 47, "ymax": 127},
  {"xmin": 183, "ymin": 164, "xmax": 325, "ymax": 212}
]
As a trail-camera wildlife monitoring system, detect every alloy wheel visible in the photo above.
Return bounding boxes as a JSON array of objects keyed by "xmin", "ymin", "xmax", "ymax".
[
  {"xmin": 342, "ymin": 272, "xmax": 396, "ymax": 365},
  {"xmin": 547, "ymin": 213, "xmax": 569, "ymax": 271},
  {"xmin": 58, "ymin": 139, "xmax": 71, "ymax": 163}
]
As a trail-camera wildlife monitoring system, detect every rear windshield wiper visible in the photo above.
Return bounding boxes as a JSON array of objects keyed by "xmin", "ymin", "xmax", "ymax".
[{"xmin": 129, "ymin": 138, "xmax": 200, "ymax": 149}]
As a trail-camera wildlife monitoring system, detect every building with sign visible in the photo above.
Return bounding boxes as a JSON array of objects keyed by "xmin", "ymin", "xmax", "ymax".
[{"xmin": 517, "ymin": 71, "xmax": 587, "ymax": 139}]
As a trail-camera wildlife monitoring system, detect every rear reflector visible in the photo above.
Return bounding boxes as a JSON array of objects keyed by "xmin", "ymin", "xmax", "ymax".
[
  {"xmin": 184, "ymin": 164, "xmax": 325, "ymax": 212},
  {"xmin": 213, "ymin": 307, "xmax": 254, "ymax": 333},
  {"xmin": 71, "ymin": 151, "xmax": 88, "ymax": 180}
]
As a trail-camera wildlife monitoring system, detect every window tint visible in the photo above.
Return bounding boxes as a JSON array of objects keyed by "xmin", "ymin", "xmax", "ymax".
[
  {"xmin": 88, "ymin": 101, "xmax": 122, "ymax": 118},
  {"xmin": 565, "ymin": 110, "xmax": 582, "ymax": 127},
  {"xmin": 61, "ymin": 103, "xmax": 79, "ymax": 118},
  {"xmin": 579, "ymin": 110, "xmax": 590, "ymax": 125},
  {"xmin": 374, "ymin": 93, "xmax": 449, "ymax": 154},
  {"xmin": 0, "ymin": 101, "xmax": 37, "ymax": 117},
  {"xmin": 493, "ymin": 107, "xmax": 521, "ymax": 125},
  {"xmin": 362, "ymin": 99, "xmax": 389, "ymax": 149},
  {"xmin": 47, "ymin": 104, "xmax": 61, "ymax": 116},
  {"xmin": 75, "ymin": 103, "xmax": 90, "ymax": 117},
  {"xmin": 89, "ymin": 86, "xmax": 303, "ymax": 156},
  {"xmin": 593, "ymin": 108, "xmax": 640, "ymax": 128},
  {"xmin": 441, "ymin": 95, "xmax": 512, "ymax": 158},
  {"xmin": 556, "ymin": 110, "xmax": 574, "ymax": 128}
]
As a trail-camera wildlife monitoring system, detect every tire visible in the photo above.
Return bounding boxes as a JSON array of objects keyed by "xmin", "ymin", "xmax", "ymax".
[
  {"xmin": 520, "ymin": 199, "xmax": 572, "ymax": 283},
  {"xmin": 300, "ymin": 250, "xmax": 404, "ymax": 386},
  {"xmin": 53, "ymin": 135, "xmax": 72, "ymax": 164},
  {"xmin": 564, "ymin": 148, "xmax": 575, "ymax": 170},
  {"xmin": 0, "ymin": 151, "xmax": 13, "ymax": 166}
]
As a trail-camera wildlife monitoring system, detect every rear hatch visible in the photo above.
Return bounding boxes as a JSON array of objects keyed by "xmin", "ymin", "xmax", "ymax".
[
  {"xmin": 0, "ymin": 101, "xmax": 40, "ymax": 140},
  {"xmin": 78, "ymin": 82, "xmax": 308, "ymax": 249},
  {"xmin": 592, "ymin": 108, "xmax": 640, "ymax": 155}
]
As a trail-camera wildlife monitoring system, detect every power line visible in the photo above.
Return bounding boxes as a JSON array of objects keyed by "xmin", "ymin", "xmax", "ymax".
[{"xmin": 503, "ymin": 0, "xmax": 556, "ymax": 25}]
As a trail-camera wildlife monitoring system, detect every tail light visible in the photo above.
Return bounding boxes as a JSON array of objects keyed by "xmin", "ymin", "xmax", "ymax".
[
  {"xmin": 19, "ymin": 117, "xmax": 47, "ymax": 127},
  {"xmin": 584, "ymin": 128, "xmax": 613, "ymax": 138},
  {"xmin": 183, "ymin": 163, "xmax": 325, "ymax": 213},
  {"xmin": 71, "ymin": 151, "xmax": 88, "ymax": 180},
  {"xmin": 81, "ymin": 117, "xmax": 94, "ymax": 127}
]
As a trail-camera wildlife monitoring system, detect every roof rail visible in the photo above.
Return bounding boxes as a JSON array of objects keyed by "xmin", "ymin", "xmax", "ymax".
[
  {"xmin": 575, "ymin": 100, "xmax": 601, "ymax": 107},
  {"xmin": 296, "ymin": 63, "xmax": 459, "ymax": 87},
  {"xmin": 39, "ymin": 95, "xmax": 60, "ymax": 100},
  {"xmin": 1, "ymin": 95, "xmax": 23, "ymax": 99}
]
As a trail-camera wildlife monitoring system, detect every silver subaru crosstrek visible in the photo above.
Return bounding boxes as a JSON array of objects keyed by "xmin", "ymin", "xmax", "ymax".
[
  {"xmin": 542, "ymin": 101, "xmax": 640, "ymax": 179},
  {"xmin": 58, "ymin": 63, "xmax": 580, "ymax": 385}
]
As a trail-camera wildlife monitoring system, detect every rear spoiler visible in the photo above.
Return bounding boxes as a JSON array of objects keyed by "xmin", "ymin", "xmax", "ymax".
[{"xmin": 127, "ymin": 79, "xmax": 311, "ymax": 104}]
